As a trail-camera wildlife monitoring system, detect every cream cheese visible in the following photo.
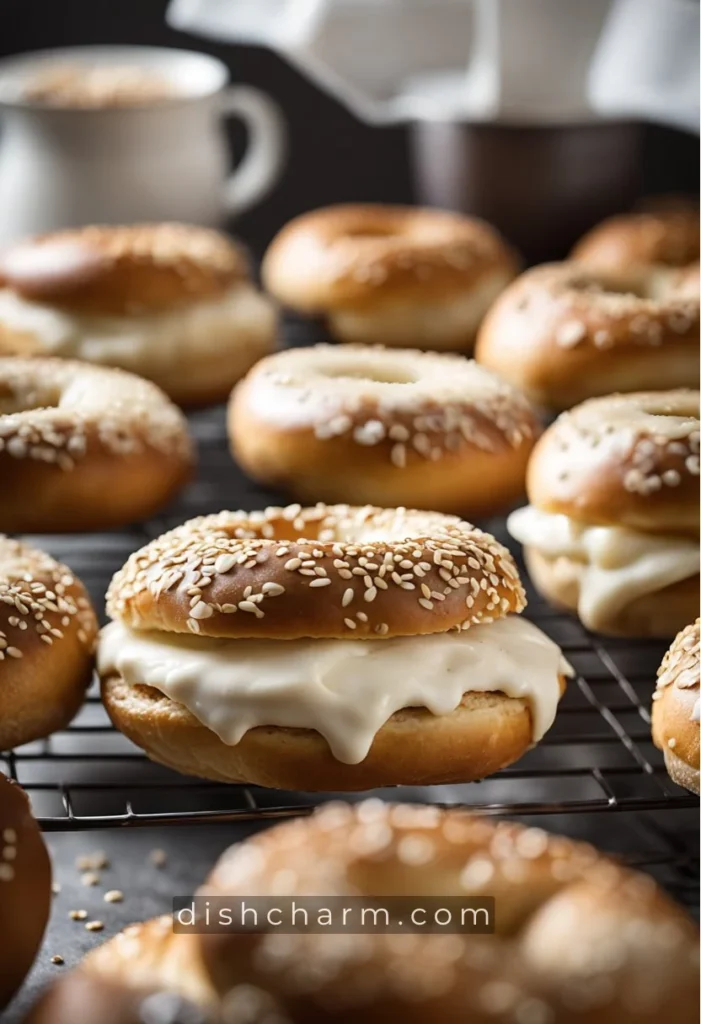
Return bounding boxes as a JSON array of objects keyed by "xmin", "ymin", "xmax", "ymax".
[
  {"xmin": 0, "ymin": 284, "xmax": 275, "ymax": 378},
  {"xmin": 507, "ymin": 505, "xmax": 698, "ymax": 633},
  {"xmin": 98, "ymin": 616, "xmax": 567, "ymax": 765}
]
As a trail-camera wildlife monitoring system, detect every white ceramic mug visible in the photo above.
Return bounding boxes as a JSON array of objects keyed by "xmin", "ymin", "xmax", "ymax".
[{"xmin": 0, "ymin": 46, "xmax": 287, "ymax": 243}]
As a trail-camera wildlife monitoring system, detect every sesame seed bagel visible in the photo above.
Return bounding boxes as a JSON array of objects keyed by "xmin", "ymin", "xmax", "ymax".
[
  {"xmin": 106, "ymin": 505, "xmax": 526, "ymax": 640},
  {"xmin": 0, "ymin": 224, "xmax": 278, "ymax": 407},
  {"xmin": 507, "ymin": 391, "xmax": 700, "ymax": 637},
  {"xmin": 572, "ymin": 202, "xmax": 699, "ymax": 274},
  {"xmin": 262, "ymin": 204, "xmax": 519, "ymax": 351},
  {"xmin": 0, "ymin": 538, "xmax": 97, "ymax": 750},
  {"xmin": 228, "ymin": 345, "xmax": 540, "ymax": 516},
  {"xmin": 0, "ymin": 358, "xmax": 193, "ymax": 533},
  {"xmin": 83, "ymin": 802, "xmax": 700, "ymax": 1023},
  {"xmin": 652, "ymin": 619, "xmax": 700, "ymax": 795},
  {"xmin": 526, "ymin": 390, "xmax": 700, "ymax": 536},
  {"xmin": 475, "ymin": 262, "xmax": 699, "ymax": 410},
  {"xmin": 0, "ymin": 776, "xmax": 52, "ymax": 1010},
  {"xmin": 0, "ymin": 223, "xmax": 248, "ymax": 315}
]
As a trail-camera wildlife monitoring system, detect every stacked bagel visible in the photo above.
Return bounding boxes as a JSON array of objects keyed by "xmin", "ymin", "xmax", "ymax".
[
  {"xmin": 98, "ymin": 504, "xmax": 569, "ymax": 790},
  {"xmin": 0, "ymin": 222, "xmax": 277, "ymax": 406}
]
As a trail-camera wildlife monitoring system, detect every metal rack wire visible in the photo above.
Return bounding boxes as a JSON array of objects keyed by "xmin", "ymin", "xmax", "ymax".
[{"xmin": 2, "ymin": 381, "xmax": 698, "ymax": 908}]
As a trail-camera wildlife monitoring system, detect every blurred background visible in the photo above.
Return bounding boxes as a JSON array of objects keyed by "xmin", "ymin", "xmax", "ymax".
[{"xmin": 0, "ymin": 0, "xmax": 698, "ymax": 259}]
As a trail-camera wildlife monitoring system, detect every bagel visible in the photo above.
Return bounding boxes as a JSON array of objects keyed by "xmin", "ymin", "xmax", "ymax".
[
  {"xmin": 0, "ymin": 223, "xmax": 278, "ymax": 406},
  {"xmin": 0, "ymin": 537, "xmax": 98, "ymax": 750},
  {"xmin": 474, "ymin": 262, "xmax": 699, "ymax": 409},
  {"xmin": 22, "ymin": 971, "xmax": 215, "ymax": 1024},
  {"xmin": 0, "ymin": 357, "xmax": 193, "ymax": 533},
  {"xmin": 652, "ymin": 619, "xmax": 700, "ymax": 795},
  {"xmin": 0, "ymin": 775, "xmax": 52, "ymax": 1010},
  {"xmin": 262, "ymin": 204, "xmax": 519, "ymax": 351},
  {"xmin": 228, "ymin": 344, "xmax": 540, "ymax": 515},
  {"xmin": 508, "ymin": 390, "xmax": 700, "ymax": 638},
  {"xmin": 99, "ymin": 505, "xmax": 568, "ymax": 789},
  {"xmin": 572, "ymin": 201, "xmax": 699, "ymax": 273},
  {"xmin": 82, "ymin": 802, "xmax": 700, "ymax": 1023}
]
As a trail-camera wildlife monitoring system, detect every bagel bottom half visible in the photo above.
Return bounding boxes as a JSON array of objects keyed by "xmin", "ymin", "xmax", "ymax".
[
  {"xmin": 100, "ymin": 674, "xmax": 565, "ymax": 791},
  {"xmin": 524, "ymin": 549, "xmax": 699, "ymax": 639}
]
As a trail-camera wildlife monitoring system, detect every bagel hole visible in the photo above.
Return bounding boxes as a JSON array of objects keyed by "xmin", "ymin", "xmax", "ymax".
[
  {"xmin": 320, "ymin": 365, "xmax": 417, "ymax": 385},
  {"xmin": 576, "ymin": 274, "xmax": 647, "ymax": 300},
  {"xmin": 0, "ymin": 383, "xmax": 61, "ymax": 413},
  {"xmin": 343, "ymin": 226, "xmax": 397, "ymax": 240}
]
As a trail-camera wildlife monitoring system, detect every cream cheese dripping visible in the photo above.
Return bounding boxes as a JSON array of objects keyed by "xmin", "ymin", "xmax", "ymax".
[
  {"xmin": 508, "ymin": 505, "xmax": 698, "ymax": 633},
  {"xmin": 98, "ymin": 616, "xmax": 567, "ymax": 765}
]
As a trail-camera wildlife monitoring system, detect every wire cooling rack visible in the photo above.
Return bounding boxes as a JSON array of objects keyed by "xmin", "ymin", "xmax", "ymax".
[{"xmin": 1, "ymin": 329, "xmax": 698, "ymax": 908}]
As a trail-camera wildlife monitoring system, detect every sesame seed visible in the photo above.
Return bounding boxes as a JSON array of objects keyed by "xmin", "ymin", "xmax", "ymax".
[
  {"xmin": 85, "ymin": 921, "xmax": 104, "ymax": 933},
  {"xmin": 309, "ymin": 578, "xmax": 331, "ymax": 588},
  {"xmin": 342, "ymin": 588, "xmax": 354, "ymax": 607},
  {"xmin": 214, "ymin": 554, "xmax": 236, "ymax": 574}
]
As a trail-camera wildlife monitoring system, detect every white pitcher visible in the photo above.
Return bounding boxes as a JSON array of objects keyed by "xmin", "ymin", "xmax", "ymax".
[{"xmin": 0, "ymin": 46, "xmax": 287, "ymax": 244}]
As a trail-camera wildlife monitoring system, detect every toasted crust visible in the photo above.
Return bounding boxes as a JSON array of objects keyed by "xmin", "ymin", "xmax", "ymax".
[
  {"xmin": 0, "ymin": 358, "xmax": 193, "ymax": 532},
  {"xmin": 105, "ymin": 505, "xmax": 526, "ymax": 640},
  {"xmin": 0, "ymin": 538, "xmax": 98, "ymax": 749},
  {"xmin": 474, "ymin": 263, "xmax": 699, "ymax": 409},
  {"xmin": 263, "ymin": 205, "xmax": 519, "ymax": 312},
  {"xmin": 652, "ymin": 619, "xmax": 700, "ymax": 794},
  {"xmin": 572, "ymin": 203, "xmax": 700, "ymax": 272},
  {"xmin": 525, "ymin": 390, "xmax": 700, "ymax": 537},
  {"xmin": 0, "ymin": 777, "xmax": 52, "ymax": 1010},
  {"xmin": 522, "ymin": 548, "xmax": 699, "ymax": 640},
  {"xmin": 228, "ymin": 345, "xmax": 540, "ymax": 516},
  {"xmin": 100, "ymin": 672, "xmax": 561, "ymax": 790},
  {"xmin": 262, "ymin": 204, "xmax": 518, "ymax": 350},
  {"xmin": 0, "ymin": 224, "xmax": 249, "ymax": 314}
]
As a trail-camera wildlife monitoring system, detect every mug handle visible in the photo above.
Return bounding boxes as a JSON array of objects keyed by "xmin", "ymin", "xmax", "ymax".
[{"xmin": 221, "ymin": 86, "xmax": 287, "ymax": 216}]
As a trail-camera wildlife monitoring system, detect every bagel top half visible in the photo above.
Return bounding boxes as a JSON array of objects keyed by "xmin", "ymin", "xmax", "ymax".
[
  {"xmin": 106, "ymin": 504, "xmax": 526, "ymax": 640},
  {"xmin": 0, "ymin": 223, "xmax": 249, "ymax": 316}
]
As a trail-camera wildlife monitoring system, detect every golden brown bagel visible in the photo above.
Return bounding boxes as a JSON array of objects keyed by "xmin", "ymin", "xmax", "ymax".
[
  {"xmin": 474, "ymin": 262, "xmax": 699, "ymax": 409},
  {"xmin": 228, "ymin": 344, "xmax": 540, "ymax": 515},
  {"xmin": 0, "ymin": 776, "xmax": 52, "ymax": 1009},
  {"xmin": 105, "ymin": 505, "xmax": 526, "ymax": 640},
  {"xmin": 572, "ymin": 202, "xmax": 700, "ymax": 273},
  {"xmin": 0, "ymin": 224, "xmax": 278, "ymax": 406},
  {"xmin": 83, "ymin": 802, "xmax": 701, "ymax": 1024},
  {"xmin": 0, "ymin": 358, "xmax": 193, "ymax": 533},
  {"xmin": 507, "ymin": 391, "xmax": 700, "ymax": 638},
  {"xmin": 99, "ymin": 506, "xmax": 569, "ymax": 789},
  {"xmin": 262, "ymin": 204, "xmax": 518, "ymax": 351},
  {"xmin": 0, "ymin": 537, "xmax": 98, "ymax": 750},
  {"xmin": 652, "ymin": 618, "xmax": 700, "ymax": 795}
]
